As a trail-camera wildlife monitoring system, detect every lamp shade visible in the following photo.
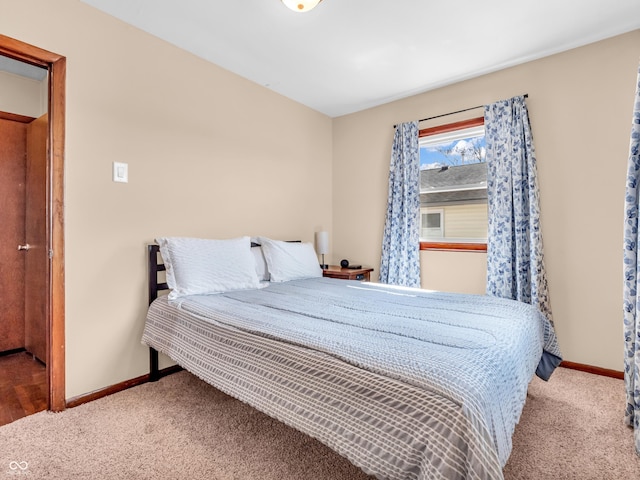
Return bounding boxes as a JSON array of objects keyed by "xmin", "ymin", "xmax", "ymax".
[
  {"xmin": 316, "ymin": 231, "xmax": 329, "ymax": 255},
  {"xmin": 281, "ymin": 0, "xmax": 323, "ymax": 13}
]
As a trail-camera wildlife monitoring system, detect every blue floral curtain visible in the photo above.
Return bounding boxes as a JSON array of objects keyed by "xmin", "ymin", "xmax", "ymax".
[
  {"xmin": 484, "ymin": 96, "xmax": 553, "ymax": 323},
  {"xmin": 623, "ymin": 61, "xmax": 640, "ymax": 456},
  {"xmin": 379, "ymin": 121, "xmax": 421, "ymax": 287}
]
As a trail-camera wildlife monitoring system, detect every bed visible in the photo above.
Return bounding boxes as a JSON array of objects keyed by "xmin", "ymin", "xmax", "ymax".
[{"xmin": 142, "ymin": 237, "xmax": 562, "ymax": 480}]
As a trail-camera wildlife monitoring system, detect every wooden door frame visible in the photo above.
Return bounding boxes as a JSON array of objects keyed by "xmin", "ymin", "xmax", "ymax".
[{"xmin": 0, "ymin": 34, "xmax": 66, "ymax": 411}]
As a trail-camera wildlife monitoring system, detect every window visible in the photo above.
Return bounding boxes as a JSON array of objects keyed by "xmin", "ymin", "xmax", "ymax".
[
  {"xmin": 421, "ymin": 210, "xmax": 443, "ymax": 238},
  {"xmin": 419, "ymin": 117, "xmax": 487, "ymax": 251}
]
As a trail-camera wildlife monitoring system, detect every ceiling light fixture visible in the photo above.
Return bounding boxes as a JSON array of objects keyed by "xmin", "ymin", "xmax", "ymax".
[{"xmin": 281, "ymin": 0, "xmax": 323, "ymax": 13}]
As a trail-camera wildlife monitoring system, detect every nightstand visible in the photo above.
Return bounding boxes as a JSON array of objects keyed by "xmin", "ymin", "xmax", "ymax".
[{"xmin": 322, "ymin": 266, "xmax": 374, "ymax": 282}]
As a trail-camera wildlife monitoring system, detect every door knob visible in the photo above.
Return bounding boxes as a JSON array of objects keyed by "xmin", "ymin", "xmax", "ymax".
[{"xmin": 18, "ymin": 244, "xmax": 31, "ymax": 251}]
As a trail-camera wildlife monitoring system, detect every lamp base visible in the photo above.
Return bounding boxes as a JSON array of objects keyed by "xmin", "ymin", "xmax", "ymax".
[{"xmin": 319, "ymin": 253, "xmax": 328, "ymax": 270}]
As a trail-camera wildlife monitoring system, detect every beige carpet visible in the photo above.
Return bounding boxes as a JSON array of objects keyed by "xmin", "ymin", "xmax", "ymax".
[{"xmin": 0, "ymin": 367, "xmax": 638, "ymax": 479}]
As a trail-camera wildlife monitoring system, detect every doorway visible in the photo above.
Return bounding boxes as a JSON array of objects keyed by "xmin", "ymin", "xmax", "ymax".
[
  {"xmin": 0, "ymin": 34, "xmax": 66, "ymax": 415},
  {"xmin": 0, "ymin": 111, "xmax": 48, "ymax": 425}
]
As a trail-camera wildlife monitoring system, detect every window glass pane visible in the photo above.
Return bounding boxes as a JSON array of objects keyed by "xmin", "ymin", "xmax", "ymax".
[
  {"xmin": 419, "ymin": 124, "xmax": 487, "ymax": 243},
  {"xmin": 425, "ymin": 212, "xmax": 440, "ymax": 228},
  {"xmin": 420, "ymin": 124, "xmax": 485, "ymax": 168}
]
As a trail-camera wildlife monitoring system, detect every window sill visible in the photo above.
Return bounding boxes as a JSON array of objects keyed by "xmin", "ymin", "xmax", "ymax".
[{"xmin": 420, "ymin": 242, "xmax": 487, "ymax": 252}]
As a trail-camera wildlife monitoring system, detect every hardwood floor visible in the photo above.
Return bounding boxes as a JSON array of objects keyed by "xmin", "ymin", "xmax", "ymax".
[{"xmin": 0, "ymin": 351, "xmax": 47, "ymax": 427}]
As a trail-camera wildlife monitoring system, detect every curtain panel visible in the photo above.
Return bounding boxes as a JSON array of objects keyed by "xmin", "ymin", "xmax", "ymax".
[
  {"xmin": 623, "ymin": 61, "xmax": 640, "ymax": 456},
  {"xmin": 379, "ymin": 121, "xmax": 421, "ymax": 287},
  {"xmin": 484, "ymin": 96, "xmax": 554, "ymax": 323},
  {"xmin": 484, "ymin": 96, "xmax": 561, "ymax": 380}
]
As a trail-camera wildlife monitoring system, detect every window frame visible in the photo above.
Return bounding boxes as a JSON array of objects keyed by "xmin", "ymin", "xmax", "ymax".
[{"xmin": 419, "ymin": 116, "xmax": 487, "ymax": 253}]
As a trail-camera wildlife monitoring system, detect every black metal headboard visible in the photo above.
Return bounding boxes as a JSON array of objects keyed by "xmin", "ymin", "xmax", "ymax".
[
  {"xmin": 147, "ymin": 244, "xmax": 170, "ymax": 381},
  {"xmin": 148, "ymin": 244, "xmax": 169, "ymax": 306}
]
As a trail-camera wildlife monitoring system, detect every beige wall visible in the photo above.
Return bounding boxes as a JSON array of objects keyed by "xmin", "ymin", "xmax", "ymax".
[
  {"xmin": 333, "ymin": 30, "xmax": 640, "ymax": 371},
  {"xmin": 0, "ymin": 0, "xmax": 332, "ymax": 398},
  {"xmin": 0, "ymin": 70, "xmax": 47, "ymax": 117},
  {"xmin": 1, "ymin": 0, "xmax": 637, "ymax": 399},
  {"xmin": 421, "ymin": 250, "xmax": 487, "ymax": 295}
]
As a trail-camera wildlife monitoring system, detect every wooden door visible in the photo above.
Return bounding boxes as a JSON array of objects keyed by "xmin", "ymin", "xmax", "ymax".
[
  {"xmin": 24, "ymin": 114, "xmax": 48, "ymax": 363},
  {"xmin": 0, "ymin": 117, "xmax": 27, "ymax": 353}
]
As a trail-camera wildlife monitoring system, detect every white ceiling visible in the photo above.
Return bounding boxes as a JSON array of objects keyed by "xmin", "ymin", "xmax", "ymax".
[{"xmin": 80, "ymin": 0, "xmax": 640, "ymax": 117}]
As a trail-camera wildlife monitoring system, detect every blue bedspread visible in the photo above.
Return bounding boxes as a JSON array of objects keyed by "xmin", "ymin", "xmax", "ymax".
[{"xmin": 158, "ymin": 277, "xmax": 561, "ymax": 478}]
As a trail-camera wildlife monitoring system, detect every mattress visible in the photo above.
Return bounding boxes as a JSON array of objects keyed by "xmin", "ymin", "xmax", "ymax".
[{"xmin": 142, "ymin": 277, "xmax": 561, "ymax": 480}]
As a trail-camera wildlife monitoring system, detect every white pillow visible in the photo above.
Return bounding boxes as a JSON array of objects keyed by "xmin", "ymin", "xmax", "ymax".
[
  {"xmin": 251, "ymin": 245, "xmax": 270, "ymax": 281},
  {"xmin": 156, "ymin": 236, "xmax": 260, "ymax": 299},
  {"xmin": 259, "ymin": 238, "xmax": 322, "ymax": 282}
]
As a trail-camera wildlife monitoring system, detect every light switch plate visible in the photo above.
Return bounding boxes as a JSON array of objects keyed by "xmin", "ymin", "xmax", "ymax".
[{"xmin": 113, "ymin": 162, "xmax": 128, "ymax": 183}]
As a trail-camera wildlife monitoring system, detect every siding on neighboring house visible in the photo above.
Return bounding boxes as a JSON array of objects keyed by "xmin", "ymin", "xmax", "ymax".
[
  {"xmin": 420, "ymin": 163, "xmax": 487, "ymax": 241},
  {"xmin": 421, "ymin": 203, "xmax": 487, "ymax": 240}
]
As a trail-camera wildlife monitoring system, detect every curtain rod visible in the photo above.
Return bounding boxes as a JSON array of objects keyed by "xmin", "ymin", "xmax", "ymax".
[{"xmin": 393, "ymin": 93, "xmax": 528, "ymax": 128}]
